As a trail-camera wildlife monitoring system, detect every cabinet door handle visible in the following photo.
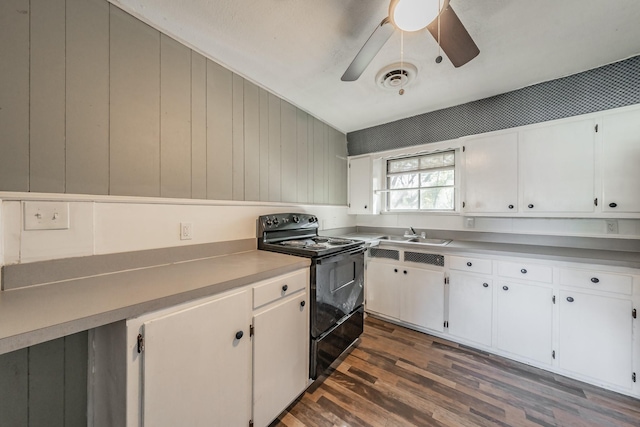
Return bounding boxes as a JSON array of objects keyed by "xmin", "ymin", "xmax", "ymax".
[
  {"xmin": 520, "ymin": 268, "xmax": 527, "ymax": 274},
  {"xmin": 300, "ymin": 300, "xmax": 306, "ymax": 308},
  {"xmin": 502, "ymin": 286, "xmax": 509, "ymax": 291},
  {"xmin": 482, "ymin": 283, "xmax": 489, "ymax": 288},
  {"xmin": 466, "ymin": 262, "xmax": 472, "ymax": 267},
  {"xmin": 609, "ymin": 202, "xmax": 617, "ymax": 208},
  {"xmin": 528, "ymin": 204, "xmax": 534, "ymax": 209},
  {"xmin": 508, "ymin": 204, "xmax": 514, "ymax": 209},
  {"xmin": 235, "ymin": 330, "xmax": 244, "ymax": 340},
  {"xmin": 566, "ymin": 297, "xmax": 575, "ymax": 303},
  {"xmin": 394, "ymin": 268, "xmax": 398, "ymax": 273},
  {"xmin": 590, "ymin": 277, "xmax": 599, "ymax": 283},
  {"xmin": 364, "ymin": 205, "xmax": 368, "ymax": 209},
  {"xmin": 282, "ymin": 284, "xmax": 288, "ymax": 292}
]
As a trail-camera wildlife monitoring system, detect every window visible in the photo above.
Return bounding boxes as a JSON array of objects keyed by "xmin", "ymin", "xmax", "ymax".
[{"xmin": 386, "ymin": 151, "xmax": 455, "ymax": 211}]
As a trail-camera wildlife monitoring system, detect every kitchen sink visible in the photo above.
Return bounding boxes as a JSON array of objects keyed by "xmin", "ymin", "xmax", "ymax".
[{"xmin": 378, "ymin": 236, "xmax": 451, "ymax": 246}]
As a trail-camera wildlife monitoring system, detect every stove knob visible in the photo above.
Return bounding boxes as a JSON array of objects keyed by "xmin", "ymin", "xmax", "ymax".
[
  {"xmin": 292, "ymin": 215, "xmax": 300, "ymax": 223},
  {"xmin": 309, "ymin": 216, "xmax": 316, "ymax": 223},
  {"xmin": 265, "ymin": 219, "xmax": 273, "ymax": 227},
  {"xmin": 273, "ymin": 217, "xmax": 279, "ymax": 225}
]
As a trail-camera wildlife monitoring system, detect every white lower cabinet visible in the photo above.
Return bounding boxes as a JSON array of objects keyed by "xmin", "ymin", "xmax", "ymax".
[
  {"xmin": 558, "ymin": 290, "xmax": 633, "ymax": 389},
  {"xmin": 366, "ymin": 260, "xmax": 444, "ymax": 332},
  {"xmin": 448, "ymin": 273, "xmax": 493, "ymax": 347}
]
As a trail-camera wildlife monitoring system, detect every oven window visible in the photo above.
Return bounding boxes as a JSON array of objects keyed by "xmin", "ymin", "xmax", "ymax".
[{"xmin": 331, "ymin": 260, "xmax": 356, "ymax": 293}]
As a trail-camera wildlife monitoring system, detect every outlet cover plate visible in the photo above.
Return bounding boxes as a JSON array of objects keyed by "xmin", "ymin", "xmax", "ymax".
[
  {"xmin": 24, "ymin": 201, "xmax": 70, "ymax": 230},
  {"xmin": 180, "ymin": 222, "xmax": 193, "ymax": 240},
  {"xmin": 605, "ymin": 220, "xmax": 618, "ymax": 234}
]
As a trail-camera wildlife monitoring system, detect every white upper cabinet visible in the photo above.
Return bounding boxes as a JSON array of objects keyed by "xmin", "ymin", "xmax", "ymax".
[
  {"xmin": 463, "ymin": 132, "xmax": 518, "ymax": 213},
  {"xmin": 348, "ymin": 156, "xmax": 374, "ymax": 214},
  {"xmin": 519, "ymin": 118, "xmax": 596, "ymax": 213},
  {"xmin": 601, "ymin": 108, "xmax": 640, "ymax": 213}
]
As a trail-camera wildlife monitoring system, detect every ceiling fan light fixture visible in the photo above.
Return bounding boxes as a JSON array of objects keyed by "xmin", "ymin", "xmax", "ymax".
[{"xmin": 389, "ymin": 0, "xmax": 443, "ymax": 32}]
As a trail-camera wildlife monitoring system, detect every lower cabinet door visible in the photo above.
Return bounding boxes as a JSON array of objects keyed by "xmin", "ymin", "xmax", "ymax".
[
  {"xmin": 253, "ymin": 293, "xmax": 309, "ymax": 427},
  {"xmin": 400, "ymin": 266, "xmax": 444, "ymax": 332},
  {"xmin": 496, "ymin": 281, "xmax": 553, "ymax": 365},
  {"xmin": 558, "ymin": 290, "xmax": 633, "ymax": 389},
  {"xmin": 141, "ymin": 289, "xmax": 252, "ymax": 427},
  {"xmin": 365, "ymin": 261, "xmax": 401, "ymax": 319},
  {"xmin": 448, "ymin": 273, "xmax": 493, "ymax": 347}
]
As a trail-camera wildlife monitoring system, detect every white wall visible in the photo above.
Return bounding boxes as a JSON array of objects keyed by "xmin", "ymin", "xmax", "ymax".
[{"xmin": 0, "ymin": 193, "xmax": 355, "ymax": 265}]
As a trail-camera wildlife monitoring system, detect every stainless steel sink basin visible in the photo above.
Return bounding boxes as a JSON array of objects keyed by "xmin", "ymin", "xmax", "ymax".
[{"xmin": 378, "ymin": 236, "xmax": 451, "ymax": 246}]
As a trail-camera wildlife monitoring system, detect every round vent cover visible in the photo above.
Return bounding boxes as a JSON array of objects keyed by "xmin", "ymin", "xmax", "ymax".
[{"xmin": 376, "ymin": 63, "xmax": 417, "ymax": 90}]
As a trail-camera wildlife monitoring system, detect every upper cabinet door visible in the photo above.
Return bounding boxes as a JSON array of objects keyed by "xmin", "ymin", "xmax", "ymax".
[
  {"xmin": 601, "ymin": 109, "xmax": 640, "ymax": 213},
  {"xmin": 463, "ymin": 132, "xmax": 518, "ymax": 213},
  {"xmin": 519, "ymin": 119, "xmax": 596, "ymax": 213},
  {"xmin": 348, "ymin": 156, "xmax": 373, "ymax": 215}
]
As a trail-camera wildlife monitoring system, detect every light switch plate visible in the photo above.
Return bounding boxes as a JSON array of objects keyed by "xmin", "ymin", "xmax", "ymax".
[{"xmin": 24, "ymin": 201, "xmax": 70, "ymax": 230}]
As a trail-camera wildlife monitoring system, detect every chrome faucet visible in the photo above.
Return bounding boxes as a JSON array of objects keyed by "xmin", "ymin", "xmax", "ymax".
[{"xmin": 405, "ymin": 227, "xmax": 426, "ymax": 238}]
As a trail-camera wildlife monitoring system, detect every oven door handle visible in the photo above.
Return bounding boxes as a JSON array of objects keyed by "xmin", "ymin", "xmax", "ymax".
[{"xmin": 315, "ymin": 246, "xmax": 366, "ymax": 265}]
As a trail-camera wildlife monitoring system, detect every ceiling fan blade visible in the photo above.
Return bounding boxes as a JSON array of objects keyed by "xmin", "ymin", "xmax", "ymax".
[
  {"xmin": 341, "ymin": 17, "xmax": 395, "ymax": 81},
  {"xmin": 427, "ymin": 3, "xmax": 479, "ymax": 67}
]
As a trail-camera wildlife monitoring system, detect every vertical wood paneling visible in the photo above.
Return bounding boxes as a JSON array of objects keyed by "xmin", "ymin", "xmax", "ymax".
[
  {"xmin": 280, "ymin": 101, "xmax": 297, "ymax": 203},
  {"xmin": 243, "ymin": 81, "xmax": 260, "ymax": 201},
  {"xmin": 0, "ymin": 348, "xmax": 28, "ymax": 426},
  {"xmin": 160, "ymin": 34, "xmax": 192, "ymax": 199},
  {"xmin": 64, "ymin": 332, "xmax": 88, "ymax": 427},
  {"xmin": 327, "ymin": 127, "xmax": 336, "ymax": 204},
  {"xmin": 338, "ymin": 133, "xmax": 348, "ymax": 204},
  {"xmin": 30, "ymin": 0, "xmax": 66, "ymax": 193},
  {"xmin": 307, "ymin": 115, "xmax": 314, "ymax": 201},
  {"xmin": 66, "ymin": 0, "xmax": 109, "ymax": 195},
  {"xmin": 191, "ymin": 51, "xmax": 207, "ymax": 199},
  {"xmin": 268, "ymin": 94, "xmax": 281, "ymax": 202},
  {"xmin": 296, "ymin": 109, "xmax": 309, "ymax": 203},
  {"xmin": 0, "ymin": 0, "xmax": 30, "ymax": 192},
  {"xmin": 206, "ymin": 60, "xmax": 233, "ymax": 200},
  {"xmin": 313, "ymin": 118, "xmax": 325, "ymax": 204},
  {"xmin": 259, "ymin": 89, "xmax": 270, "ymax": 202},
  {"xmin": 232, "ymin": 74, "xmax": 245, "ymax": 200},
  {"xmin": 324, "ymin": 124, "xmax": 331, "ymax": 203},
  {"xmin": 29, "ymin": 339, "xmax": 65, "ymax": 427},
  {"xmin": 109, "ymin": 6, "xmax": 161, "ymax": 197}
]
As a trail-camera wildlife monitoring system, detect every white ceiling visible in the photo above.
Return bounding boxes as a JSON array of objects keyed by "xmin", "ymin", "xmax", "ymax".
[{"xmin": 110, "ymin": 0, "xmax": 640, "ymax": 133}]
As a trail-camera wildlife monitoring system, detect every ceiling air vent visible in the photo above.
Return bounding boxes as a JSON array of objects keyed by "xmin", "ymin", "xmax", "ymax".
[{"xmin": 376, "ymin": 63, "xmax": 417, "ymax": 90}]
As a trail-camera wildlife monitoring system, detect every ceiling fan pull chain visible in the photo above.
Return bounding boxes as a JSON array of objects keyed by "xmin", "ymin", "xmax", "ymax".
[
  {"xmin": 399, "ymin": 31, "xmax": 405, "ymax": 95},
  {"xmin": 436, "ymin": 0, "xmax": 443, "ymax": 63}
]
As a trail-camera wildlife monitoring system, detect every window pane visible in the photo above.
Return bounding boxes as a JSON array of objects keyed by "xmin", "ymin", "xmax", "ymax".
[
  {"xmin": 388, "ymin": 158, "xmax": 419, "ymax": 173},
  {"xmin": 389, "ymin": 173, "xmax": 419, "ymax": 189},
  {"xmin": 419, "ymin": 153, "xmax": 444, "ymax": 169},
  {"xmin": 420, "ymin": 187, "xmax": 454, "ymax": 210},
  {"xmin": 420, "ymin": 169, "xmax": 454, "ymax": 187},
  {"xmin": 390, "ymin": 190, "xmax": 419, "ymax": 210},
  {"xmin": 442, "ymin": 152, "xmax": 455, "ymax": 166}
]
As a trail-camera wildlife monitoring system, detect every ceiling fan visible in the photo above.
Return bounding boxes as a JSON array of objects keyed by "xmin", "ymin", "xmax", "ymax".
[{"xmin": 341, "ymin": 0, "xmax": 480, "ymax": 81}]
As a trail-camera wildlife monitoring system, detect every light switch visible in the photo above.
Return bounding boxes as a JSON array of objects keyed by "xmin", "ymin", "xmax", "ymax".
[{"xmin": 24, "ymin": 202, "xmax": 70, "ymax": 230}]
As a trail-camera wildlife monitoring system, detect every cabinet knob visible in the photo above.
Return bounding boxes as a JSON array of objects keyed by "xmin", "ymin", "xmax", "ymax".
[
  {"xmin": 235, "ymin": 331, "xmax": 244, "ymax": 340},
  {"xmin": 403, "ymin": 270, "xmax": 407, "ymax": 275},
  {"xmin": 394, "ymin": 268, "xmax": 398, "ymax": 273},
  {"xmin": 482, "ymin": 283, "xmax": 489, "ymax": 288},
  {"xmin": 590, "ymin": 277, "xmax": 599, "ymax": 284},
  {"xmin": 528, "ymin": 204, "xmax": 534, "ymax": 209},
  {"xmin": 520, "ymin": 269, "xmax": 527, "ymax": 274},
  {"xmin": 282, "ymin": 284, "xmax": 288, "ymax": 292},
  {"xmin": 566, "ymin": 296, "xmax": 575, "ymax": 303},
  {"xmin": 609, "ymin": 202, "xmax": 617, "ymax": 208},
  {"xmin": 508, "ymin": 204, "xmax": 514, "ymax": 209},
  {"xmin": 300, "ymin": 300, "xmax": 306, "ymax": 307},
  {"xmin": 466, "ymin": 262, "xmax": 472, "ymax": 267},
  {"xmin": 364, "ymin": 205, "xmax": 368, "ymax": 209},
  {"xmin": 502, "ymin": 286, "xmax": 509, "ymax": 291}
]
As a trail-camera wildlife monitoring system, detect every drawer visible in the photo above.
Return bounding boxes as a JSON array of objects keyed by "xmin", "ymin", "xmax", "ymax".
[
  {"xmin": 498, "ymin": 261, "xmax": 553, "ymax": 283},
  {"xmin": 449, "ymin": 256, "xmax": 492, "ymax": 274},
  {"xmin": 253, "ymin": 269, "xmax": 307, "ymax": 309},
  {"xmin": 559, "ymin": 268, "xmax": 632, "ymax": 295}
]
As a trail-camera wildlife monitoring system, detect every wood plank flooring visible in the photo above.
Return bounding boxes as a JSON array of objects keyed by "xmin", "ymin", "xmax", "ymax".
[{"xmin": 271, "ymin": 316, "xmax": 640, "ymax": 427}]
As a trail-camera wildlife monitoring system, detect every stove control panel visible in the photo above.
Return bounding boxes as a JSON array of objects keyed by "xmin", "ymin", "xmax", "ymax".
[{"xmin": 258, "ymin": 213, "xmax": 319, "ymax": 233}]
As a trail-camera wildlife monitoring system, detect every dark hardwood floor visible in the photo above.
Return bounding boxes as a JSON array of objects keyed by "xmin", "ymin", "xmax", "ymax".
[{"xmin": 272, "ymin": 315, "xmax": 640, "ymax": 427}]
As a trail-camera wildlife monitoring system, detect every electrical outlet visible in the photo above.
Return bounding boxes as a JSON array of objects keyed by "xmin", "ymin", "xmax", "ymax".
[
  {"xmin": 180, "ymin": 222, "xmax": 193, "ymax": 240},
  {"xmin": 605, "ymin": 220, "xmax": 618, "ymax": 234},
  {"xmin": 465, "ymin": 217, "xmax": 475, "ymax": 229},
  {"xmin": 24, "ymin": 201, "xmax": 70, "ymax": 230}
]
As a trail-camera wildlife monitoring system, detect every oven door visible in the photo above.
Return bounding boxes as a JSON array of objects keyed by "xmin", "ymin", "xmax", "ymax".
[{"xmin": 310, "ymin": 246, "xmax": 365, "ymax": 338}]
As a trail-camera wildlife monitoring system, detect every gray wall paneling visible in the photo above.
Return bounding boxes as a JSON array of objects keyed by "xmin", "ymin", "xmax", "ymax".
[
  {"xmin": 280, "ymin": 101, "xmax": 297, "ymax": 203},
  {"xmin": 313, "ymin": 118, "xmax": 325, "ymax": 204},
  {"xmin": 268, "ymin": 94, "xmax": 281, "ymax": 202},
  {"xmin": 0, "ymin": 348, "xmax": 28, "ymax": 426},
  {"xmin": 307, "ymin": 114, "xmax": 315, "ymax": 201},
  {"xmin": 0, "ymin": 0, "xmax": 30, "ymax": 192},
  {"xmin": 296, "ymin": 109, "xmax": 309, "ymax": 203},
  {"xmin": 65, "ymin": 0, "xmax": 110, "ymax": 195},
  {"xmin": 30, "ymin": 0, "xmax": 66, "ymax": 193},
  {"xmin": 232, "ymin": 74, "xmax": 245, "ymax": 200},
  {"xmin": 191, "ymin": 52, "xmax": 208, "ymax": 199},
  {"xmin": 243, "ymin": 81, "xmax": 260, "ymax": 201},
  {"xmin": 109, "ymin": 6, "xmax": 161, "ymax": 197},
  {"xmin": 206, "ymin": 60, "xmax": 233, "ymax": 200},
  {"xmin": 259, "ymin": 89, "xmax": 270, "ymax": 201},
  {"xmin": 160, "ymin": 35, "xmax": 192, "ymax": 199},
  {"xmin": 63, "ymin": 333, "xmax": 88, "ymax": 427}
]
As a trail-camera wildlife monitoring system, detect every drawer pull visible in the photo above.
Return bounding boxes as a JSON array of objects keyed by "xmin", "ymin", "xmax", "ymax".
[
  {"xmin": 282, "ymin": 284, "xmax": 288, "ymax": 292},
  {"xmin": 394, "ymin": 268, "xmax": 398, "ymax": 273},
  {"xmin": 590, "ymin": 277, "xmax": 599, "ymax": 284},
  {"xmin": 609, "ymin": 202, "xmax": 617, "ymax": 208},
  {"xmin": 502, "ymin": 286, "xmax": 509, "ymax": 291},
  {"xmin": 508, "ymin": 204, "xmax": 514, "ymax": 209},
  {"xmin": 520, "ymin": 268, "xmax": 527, "ymax": 274},
  {"xmin": 482, "ymin": 283, "xmax": 489, "ymax": 288},
  {"xmin": 466, "ymin": 262, "xmax": 472, "ymax": 267},
  {"xmin": 403, "ymin": 270, "xmax": 407, "ymax": 275},
  {"xmin": 235, "ymin": 330, "xmax": 244, "ymax": 340},
  {"xmin": 528, "ymin": 204, "xmax": 534, "ymax": 209},
  {"xmin": 566, "ymin": 297, "xmax": 575, "ymax": 303},
  {"xmin": 300, "ymin": 300, "xmax": 306, "ymax": 308}
]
